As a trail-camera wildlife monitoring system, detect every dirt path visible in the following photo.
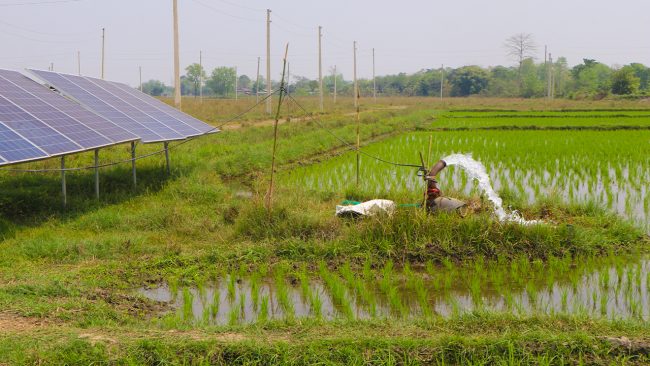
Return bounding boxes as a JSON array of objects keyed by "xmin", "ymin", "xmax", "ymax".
[{"xmin": 221, "ymin": 105, "xmax": 407, "ymax": 130}]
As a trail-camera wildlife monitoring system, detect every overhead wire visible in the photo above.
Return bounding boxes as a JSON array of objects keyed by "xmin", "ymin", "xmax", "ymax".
[
  {"xmin": 284, "ymin": 93, "xmax": 422, "ymax": 169},
  {"xmin": 0, "ymin": 0, "xmax": 82, "ymax": 6}
]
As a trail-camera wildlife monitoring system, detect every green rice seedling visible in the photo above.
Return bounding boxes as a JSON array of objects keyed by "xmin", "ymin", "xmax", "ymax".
[
  {"xmin": 228, "ymin": 301, "xmax": 239, "ymax": 326},
  {"xmin": 340, "ymin": 262, "xmax": 377, "ymax": 317},
  {"xmin": 600, "ymin": 269, "xmax": 610, "ymax": 289},
  {"xmin": 600, "ymin": 292, "xmax": 608, "ymax": 317},
  {"xmin": 196, "ymin": 279, "xmax": 207, "ymax": 304},
  {"xmin": 319, "ymin": 262, "xmax": 354, "ymax": 320},
  {"xmin": 201, "ymin": 302, "xmax": 210, "ymax": 325},
  {"xmin": 227, "ymin": 273, "xmax": 236, "ymax": 303},
  {"xmin": 310, "ymin": 290, "xmax": 323, "ymax": 319},
  {"xmin": 526, "ymin": 282, "xmax": 538, "ymax": 311},
  {"xmin": 210, "ymin": 287, "xmax": 220, "ymax": 319},
  {"xmin": 469, "ymin": 275, "xmax": 482, "ymax": 308},
  {"xmin": 411, "ymin": 275, "xmax": 431, "ymax": 318},
  {"xmin": 239, "ymin": 291, "xmax": 246, "ymax": 322},
  {"xmin": 274, "ymin": 267, "xmax": 295, "ymax": 321},
  {"xmin": 168, "ymin": 277, "xmax": 180, "ymax": 302},
  {"xmin": 258, "ymin": 295, "xmax": 269, "ymax": 323},
  {"xmin": 362, "ymin": 258, "xmax": 373, "ymax": 283},
  {"xmin": 182, "ymin": 287, "xmax": 194, "ymax": 324},
  {"xmin": 560, "ymin": 288, "xmax": 569, "ymax": 313},
  {"xmin": 297, "ymin": 265, "xmax": 311, "ymax": 302},
  {"xmin": 250, "ymin": 272, "xmax": 261, "ymax": 311}
]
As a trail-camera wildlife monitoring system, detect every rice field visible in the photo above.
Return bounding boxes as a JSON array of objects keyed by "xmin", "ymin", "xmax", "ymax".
[
  {"xmin": 141, "ymin": 254, "xmax": 650, "ymax": 326},
  {"xmin": 281, "ymin": 127, "xmax": 650, "ymax": 232}
]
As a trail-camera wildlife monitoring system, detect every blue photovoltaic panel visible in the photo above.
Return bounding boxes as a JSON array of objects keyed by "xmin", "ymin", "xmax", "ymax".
[
  {"xmin": 85, "ymin": 76, "xmax": 204, "ymax": 137},
  {"xmin": 29, "ymin": 69, "xmax": 165, "ymax": 143},
  {"xmin": 0, "ymin": 71, "xmax": 111, "ymax": 149},
  {"xmin": 0, "ymin": 121, "xmax": 48, "ymax": 163},
  {"xmin": 60, "ymin": 74, "xmax": 185, "ymax": 141},
  {"xmin": 0, "ymin": 70, "xmax": 137, "ymax": 147},
  {"xmin": 0, "ymin": 94, "xmax": 81, "ymax": 155},
  {"xmin": 110, "ymin": 81, "xmax": 216, "ymax": 135}
]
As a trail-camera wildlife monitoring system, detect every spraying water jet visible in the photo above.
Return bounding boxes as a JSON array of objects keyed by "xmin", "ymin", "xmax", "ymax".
[{"xmin": 425, "ymin": 154, "xmax": 541, "ymax": 225}]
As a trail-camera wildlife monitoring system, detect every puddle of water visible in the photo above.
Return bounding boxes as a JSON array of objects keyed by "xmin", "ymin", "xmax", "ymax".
[{"xmin": 139, "ymin": 258, "xmax": 650, "ymax": 325}]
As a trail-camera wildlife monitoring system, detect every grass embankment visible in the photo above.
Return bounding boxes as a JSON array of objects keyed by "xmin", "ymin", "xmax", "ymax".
[{"xmin": 0, "ymin": 98, "xmax": 649, "ymax": 364}]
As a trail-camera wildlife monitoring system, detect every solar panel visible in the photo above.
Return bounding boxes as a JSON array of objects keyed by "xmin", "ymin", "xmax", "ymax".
[
  {"xmin": 0, "ymin": 94, "xmax": 82, "ymax": 156},
  {"xmin": 108, "ymin": 80, "xmax": 216, "ymax": 135},
  {"xmin": 0, "ymin": 70, "xmax": 137, "ymax": 147},
  {"xmin": 59, "ymin": 74, "xmax": 185, "ymax": 141},
  {"xmin": 28, "ymin": 69, "xmax": 217, "ymax": 143},
  {"xmin": 0, "ymin": 121, "xmax": 48, "ymax": 164},
  {"xmin": 29, "ymin": 70, "xmax": 166, "ymax": 143},
  {"xmin": 87, "ymin": 77, "xmax": 204, "ymax": 137}
]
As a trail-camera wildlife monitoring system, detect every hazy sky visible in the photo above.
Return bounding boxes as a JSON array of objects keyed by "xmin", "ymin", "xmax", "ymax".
[{"xmin": 1, "ymin": 0, "xmax": 649, "ymax": 87}]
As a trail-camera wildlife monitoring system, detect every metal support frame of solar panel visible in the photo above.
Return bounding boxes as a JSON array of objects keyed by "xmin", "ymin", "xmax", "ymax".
[
  {"xmin": 28, "ymin": 70, "xmax": 218, "ymax": 144},
  {"xmin": 0, "ymin": 69, "xmax": 138, "ymax": 167}
]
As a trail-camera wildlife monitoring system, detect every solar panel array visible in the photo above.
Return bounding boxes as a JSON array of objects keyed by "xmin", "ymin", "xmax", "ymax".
[
  {"xmin": 29, "ymin": 70, "xmax": 217, "ymax": 143},
  {"xmin": 0, "ymin": 69, "xmax": 216, "ymax": 167},
  {"xmin": 0, "ymin": 69, "xmax": 138, "ymax": 166}
]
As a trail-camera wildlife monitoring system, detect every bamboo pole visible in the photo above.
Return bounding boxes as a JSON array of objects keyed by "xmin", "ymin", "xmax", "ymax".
[{"xmin": 266, "ymin": 44, "xmax": 289, "ymax": 215}]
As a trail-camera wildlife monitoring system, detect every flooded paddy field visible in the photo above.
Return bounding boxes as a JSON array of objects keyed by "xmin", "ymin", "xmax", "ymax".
[
  {"xmin": 141, "ymin": 255, "xmax": 650, "ymax": 325},
  {"xmin": 282, "ymin": 129, "xmax": 650, "ymax": 231}
]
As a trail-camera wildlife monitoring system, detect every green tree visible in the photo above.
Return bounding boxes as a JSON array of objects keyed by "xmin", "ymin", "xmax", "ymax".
[
  {"xmin": 570, "ymin": 59, "xmax": 612, "ymax": 98},
  {"xmin": 450, "ymin": 66, "xmax": 490, "ymax": 96},
  {"xmin": 141, "ymin": 80, "xmax": 166, "ymax": 96},
  {"xmin": 611, "ymin": 66, "xmax": 641, "ymax": 95},
  {"xmin": 207, "ymin": 67, "xmax": 236, "ymax": 97},
  {"xmin": 185, "ymin": 63, "xmax": 206, "ymax": 96}
]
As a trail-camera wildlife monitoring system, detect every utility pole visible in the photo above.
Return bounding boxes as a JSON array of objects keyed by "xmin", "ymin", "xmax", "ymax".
[
  {"xmin": 440, "ymin": 64, "xmax": 444, "ymax": 100},
  {"xmin": 199, "ymin": 50, "xmax": 203, "ymax": 103},
  {"xmin": 139, "ymin": 66, "xmax": 142, "ymax": 92},
  {"xmin": 101, "ymin": 28, "xmax": 105, "ymax": 79},
  {"xmin": 372, "ymin": 48, "xmax": 376, "ymax": 102},
  {"xmin": 287, "ymin": 62, "xmax": 290, "ymax": 95},
  {"xmin": 266, "ymin": 9, "xmax": 272, "ymax": 115},
  {"xmin": 234, "ymin": 66, "xmax": 238, "ymax": 100},
  {"xmin": 353, "ymin": 41, "xmax": 358, "ymax": 108},
  {"xmin": 173, "ymin": 0, "xmax": 181, "ymax": 110},
  {"xmin": 77, "ymin": 51, "xmax": 81, "ymax": 76},
  {"xmin": 548, "ymin": 53, "xmax": 552, "ymax": 100},
  {"xmin": 255, "ymin": 56, "xmax": 260, "ymax": 103},
  {"xmin": 544, "ymin": 45, "xmax": 548, "ymax": 97},
  {"xmin": 333, "ymin": 65, "xmax": 337, "ymax": 104},
  {"xmin": 318, "ymin": 25, "xmax": 323, "ymax": 112}
]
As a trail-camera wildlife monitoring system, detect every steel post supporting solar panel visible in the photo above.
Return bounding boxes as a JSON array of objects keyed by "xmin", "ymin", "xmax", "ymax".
[
  {"xmin": 94, "ymin": 149, "xmax": 99, "ymax": 199},
  {"xmin": 61, "ymin": 156, "xmax": 66, "ymax": 207},
  {"xmin": 164, "ymin": 142, "xmax": 170, "ymax": 175},
  {"xmin": 131, "ymin": 142, "xmax": 136, "ymax": 188}
]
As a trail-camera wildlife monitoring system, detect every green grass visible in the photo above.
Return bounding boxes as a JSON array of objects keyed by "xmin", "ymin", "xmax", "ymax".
[{"xmin": 1, "ymin": 99, "xmax": 650, "ymax": 364}]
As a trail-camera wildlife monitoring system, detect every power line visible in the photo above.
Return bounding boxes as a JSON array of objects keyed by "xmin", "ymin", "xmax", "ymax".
[
  {"xmin": 0, "ymin": 0, "xmax": 83, "ymax": 6},
  {"xmin": 190, "ymin": 0, "xmax": 259, "ymax": 23}
]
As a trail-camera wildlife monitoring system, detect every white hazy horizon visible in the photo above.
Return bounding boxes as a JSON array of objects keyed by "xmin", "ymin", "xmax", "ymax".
[{"xmin": 1, "ymin": 0, "xmax": 648, "ymax": 87}]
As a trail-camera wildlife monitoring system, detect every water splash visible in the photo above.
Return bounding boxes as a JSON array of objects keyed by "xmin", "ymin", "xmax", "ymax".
[{"xmin": 442, "ymin": 153, "xmax": 541, "ymax": 225}]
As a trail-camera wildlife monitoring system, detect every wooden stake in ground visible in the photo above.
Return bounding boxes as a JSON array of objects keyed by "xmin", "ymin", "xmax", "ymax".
[
  {"xmin": 266, "ymin": 9, "xmax": 272, "ymax": 115},
  {"xmin": 355, "ymin": 81, "xmax": 360, "ymax": 187},
  {"xmin": 266, "ymin": 44, "xmax": 290, "ymax": 214}
]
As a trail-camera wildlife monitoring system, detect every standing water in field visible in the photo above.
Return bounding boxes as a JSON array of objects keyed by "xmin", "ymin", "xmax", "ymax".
[{"xmin": 442, "ymin": 154, "xmax": 541, "ymax": 225}]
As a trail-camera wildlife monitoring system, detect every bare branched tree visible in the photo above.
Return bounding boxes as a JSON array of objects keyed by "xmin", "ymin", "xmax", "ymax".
[{"xmin": 504, "ymin": 33, "xmax": 537, "ymax": 81}]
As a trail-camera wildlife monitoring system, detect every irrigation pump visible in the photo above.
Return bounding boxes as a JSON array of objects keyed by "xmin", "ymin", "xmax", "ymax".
[{"xmin": 422, "ymin": 158, "xmax": 466, "ymax": 213}]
